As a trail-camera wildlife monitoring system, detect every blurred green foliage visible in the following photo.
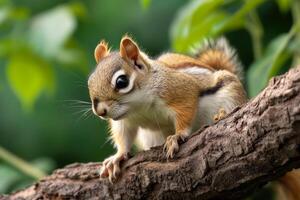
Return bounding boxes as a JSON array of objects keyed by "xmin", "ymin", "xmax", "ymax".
[
  {"xmin": 0, "ymin": 0, "xmax": 299, "ymax": 197},
  {"xmin": 1, "ymin": 1, "xmax": 87, "ymax": 109},
  {"xmin": 170, "ymin": 0, "xmax": 300, "ymax": 97}
]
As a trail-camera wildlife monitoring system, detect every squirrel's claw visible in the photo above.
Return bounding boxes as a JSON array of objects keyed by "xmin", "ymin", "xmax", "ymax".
[
  {"xmin": 99, "ymin": 153, "xmax": 128, "ymax": 183},
  {"xmin": 164, "ymin": 135, "xmax": 182, "ymax": 159},
  {"xmin": 213, "ymin": 108, "xmax": 227, "ymax": 122}
]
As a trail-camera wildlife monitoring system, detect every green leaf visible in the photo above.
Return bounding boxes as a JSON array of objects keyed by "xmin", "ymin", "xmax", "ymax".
[
  {"xmin": 28, "ymin": 5, "xmax": 76, "ymax": 58},
  {"xmin": 68, "ymin": 1, "xmax": 87, "ymax": 19},
  {"xmin": 170, "ymin": 0, "xmax": 264, "ymax": 52},
  {"xmin": 0, "ymin": 7, "xmax": 9, "ymax": 25},
  {"xmin": 289, "ymin": 36, "xmax": 300, "ymax": 66},
  {"xmin": 0, "ymin": 164, "xmax": 23, "ymax": 193},
  {"xmin": 31, "ymin": 158, "xmax": 55, "ymax": 173},
  {"xmin": 170, "ymin": 0, "xmax": 225, "ymax": 52},
  {"xmin": 0, "ymin": 0, "xmax": 9, "ymax": 7},
  {"xmin": 276, "ymin": 0, "xmax": 291, "ymax": 13},
  {"xmin": 0, "ymin": 157, "xmax": 55, "ymax": 193},
  {"xmin": 0, "ymin": 6, "xmax": 29, "ymax": 26},
  {"xmin": 6, "ymin": 53, "xmax": 55, "ymax": 110},
  {"xmin": 247, "ymin": 32, "xmax": 294, "ymax": 97},
  {"xmin": 9, "ymin": 7, "xmax": 30, "ymax": 21},
  {"xmin": 217, "ymin": 0, "xmax": 264, "ymax": 33},
  {"xmin": 174, "ymin": 11, "xmax": 229, "ymax": 52},
  {"xmin": 140, "ymin": 0, "xmax": 151, "ymax": 10},
  {"xmin": 0, "ymin": 38, "xmax": 15, "ymax": 57}
]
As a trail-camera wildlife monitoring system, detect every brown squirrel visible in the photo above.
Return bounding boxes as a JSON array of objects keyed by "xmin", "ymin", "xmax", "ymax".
[
  {"xmin": 88, "ymin": 36, "xmax": 300, "ymax": 200},
  {"xmin": 88, "ymin": 36, "xmax": 246, "ymax": 181}
]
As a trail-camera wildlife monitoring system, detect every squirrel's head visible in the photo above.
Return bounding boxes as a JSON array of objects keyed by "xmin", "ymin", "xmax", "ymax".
[{"xmin": 88, "ymin": 36, "xmax": 151, "ymax": 120}]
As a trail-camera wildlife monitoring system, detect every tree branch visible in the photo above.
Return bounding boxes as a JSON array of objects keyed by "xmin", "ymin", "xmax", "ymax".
[{"xmin": 1, "ymin": 67, "xmax": 300, "ymax": 200}]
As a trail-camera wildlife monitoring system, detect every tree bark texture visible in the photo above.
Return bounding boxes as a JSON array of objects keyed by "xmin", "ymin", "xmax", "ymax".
[{"xmin": 1, "ymin": 67, "xmax": 300, "ymax": 200}]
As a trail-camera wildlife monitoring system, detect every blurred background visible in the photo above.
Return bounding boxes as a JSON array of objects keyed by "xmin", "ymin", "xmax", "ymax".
[{"xmin": 0, "ymin": 0, "xmax": 299, "ymax": 198}]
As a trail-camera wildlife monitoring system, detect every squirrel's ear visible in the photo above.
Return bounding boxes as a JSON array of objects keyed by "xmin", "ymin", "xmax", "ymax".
[
  {"xmin": 120, "ymin": 36, "xmax": 139, "ymax": 61},
  {"xmin": 94, "ymin": 40, "xmax": 109, "ymax": 63}
]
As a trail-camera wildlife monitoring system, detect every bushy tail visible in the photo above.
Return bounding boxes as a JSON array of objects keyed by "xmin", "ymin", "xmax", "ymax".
[
  {"xmin": 197, "ymin": 39, "xmax": 300, "ymax": 200},
  {"xmin": 195, "ymin": 37, "xmax": 243, "ymax": 78},
  {"xmin": 275, "ymin": 169, "xmax": 300, "ymax": 200}
]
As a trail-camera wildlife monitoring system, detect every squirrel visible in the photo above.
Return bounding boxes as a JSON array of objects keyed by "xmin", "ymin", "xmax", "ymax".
[
  {"xmin": 88, "ymin": 35, "xmax": 247, "ymax": 182},
  {"xmin": 88, "ymin": 36, "xmax": 300, "ymax": 200}
]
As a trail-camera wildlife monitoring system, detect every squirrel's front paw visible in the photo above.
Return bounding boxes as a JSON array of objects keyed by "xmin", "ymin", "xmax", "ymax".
[
  {"xmin": 164, "ymin": 135, "xmax": 184, "ymax": 159},
  {"xmin": 100, "ymin": 153, "xmax": 129, "ymax": 183}
]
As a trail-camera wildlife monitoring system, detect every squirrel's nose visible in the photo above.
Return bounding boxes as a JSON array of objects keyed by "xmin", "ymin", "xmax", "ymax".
[
  {"xmin": 97, "ymin": 108, "xmax": 107, "ymax": 117},
  {"xmin": 92, "ymin": 99, "xmax": 108, "ymax": 117}
]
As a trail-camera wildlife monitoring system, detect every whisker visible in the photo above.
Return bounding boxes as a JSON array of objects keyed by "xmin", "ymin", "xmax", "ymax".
[
  {"xmin": 100, "ymin": 137, "xmax": 112, "ymax": 149},
  {"xmin": 62, "ymin": 100, "xmax": 91, "ymax": 105},
  {"xmin": 60, "ymin": 100, "xmax": 92, "ymax": 110},
  {"xmin": 59, "ymin": 99, "xmax": 96, "ymax": 123},
  {"xmin": 74, "ymin": 81, "xmax": 88, "ymax": 88},
  {"xmin": 83, "ymin": 110, "xmax": 94, "ymax": 121},
  {"xmin": 71, "ymin": 108, "xmax": 92, "ymax": 115},
  {"xmin": 76, "ymin": 108, "xmax": 93, "ymax": 122},
  {"xmin": 68, "ymin": 105, "xmax": 91, "ymax": 109}
]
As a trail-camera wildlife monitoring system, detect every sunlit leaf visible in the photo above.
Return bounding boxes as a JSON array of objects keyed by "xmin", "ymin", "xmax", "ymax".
[
  {"xmin": 0, "ymin": 6, "xmax": 29, "ymax": 25},
  {"xmin": 247, "ymin": 33, "xmax": 293, "ymax": 97},
  {"xmin": 9, "ymin": 7, "xmax": 30, "ymax": 20},
  {"xmin": 28, "ymin": 5, "xmax": 76, "ymax": 58},
  {"xmin": 140, "ymin": 0, "xmax": 151, "ymax": 10},
  {"xmin": 0, "ymin": 7, "xmax": 10, "ymax": 24},
  {"xmin": 6, "ymin": 53, "xmax": 55, "ymax": 110},
  {"xmin": 171, "ymin": 0, "xmax": 223, "ymax": 37},
  {"xmin": 170, "ymin": 0, "xmax": 224, "ymax": 52},
  {"xmin": 276, "ymin": 0, "xmax": 291, "ymax": 13},
  {"xmin": 68, "ymin": 1, "xmax": 87, "ymax": 19},
  {"xmin": 0, "ymin": 38, "xmax": 15, "ymax": 57},
  {"xmin": 170, "ymin": 0, "xmax": 264, "ymax": 52},
  {"xmin": 173, "ymin": 11, "xmax": 229, "ymax": 52},
  {"xmin": 0, "ymin": 0, "xmax": 9, "ymax": 7}
]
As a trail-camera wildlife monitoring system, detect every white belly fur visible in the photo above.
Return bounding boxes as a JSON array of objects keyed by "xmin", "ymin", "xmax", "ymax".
[
  {"xmin": 135, "ymin": 86, "xmax": 239, "ymax": 150},
  {"xmin": 135, "ymin": 128, "xmax": 166, "ymax": 150},
  {"xmin": 193, "ymin": 86, "xmax": 238, "ymax": 132}
]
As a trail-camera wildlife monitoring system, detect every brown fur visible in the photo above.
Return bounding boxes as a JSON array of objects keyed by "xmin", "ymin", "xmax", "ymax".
[
  {"xmin": 94, "ymin": 40, "xmax": 110, "ymax": 63},
  {"xmin": 158, "ymin": 53, "xmax": 214, "ymax": 71},
  {"xmin": 197, "ymin": 49, "xmax": 235, "ymax": 73},
  {"xmin": 161, "ymin": 73, "xmax": 200, "ymax": 134},
  {"xmin": 89, "ymin": 35, "xmax": 247, "ymax": 181},
  {"xmin": 120, "ymin": 37, "xmax": 139, "ymax": 60},
  {"xmin": 195, "ymin": 38, "xmax": 243, "ymax": 77}
]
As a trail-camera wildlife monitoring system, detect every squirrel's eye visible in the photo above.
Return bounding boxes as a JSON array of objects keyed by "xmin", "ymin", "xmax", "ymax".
[{"xmin": 115, "ymin": 75, "xmax": 129, "ymax": 89}]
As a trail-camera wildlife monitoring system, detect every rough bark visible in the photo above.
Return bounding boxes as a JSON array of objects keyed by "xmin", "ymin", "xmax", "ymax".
[{"xmin": 1, "ymin": 67, "xmax": 300, "ymax": 200}]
